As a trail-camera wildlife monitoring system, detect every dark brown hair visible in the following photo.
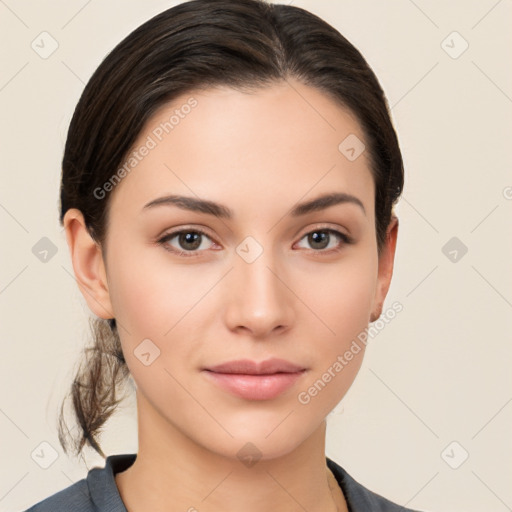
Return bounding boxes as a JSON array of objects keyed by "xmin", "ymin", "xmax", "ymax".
[{"xmin": 57, "ymin": 0, "xmax": 404, "ymax": 459}]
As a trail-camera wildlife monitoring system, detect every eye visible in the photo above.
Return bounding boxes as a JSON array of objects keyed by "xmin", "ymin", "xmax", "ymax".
[
  {"xmin": 157, "ymin": 226, "xmax": 353, "ymax": 258},
  {"xmin": 157, "ymin": 228, "xmax": 216, "ymax": 257},
  {"xmin": 295, "ymin": 227, "xmax": 352, "ymax": 254}
]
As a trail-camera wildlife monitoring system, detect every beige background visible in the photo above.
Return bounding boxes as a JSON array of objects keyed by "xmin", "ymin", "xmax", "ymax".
[{"xmin": 1, "ymin": 1, "xmax": 511, "ymax": 511}]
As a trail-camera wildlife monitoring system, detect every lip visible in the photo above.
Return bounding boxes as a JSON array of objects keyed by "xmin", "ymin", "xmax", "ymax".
[
  {"xmin": 202, "ymin": 358, "xmax": 307, "ymax": 401},
  {"xmin": 204, "ymin": 358, "xmax": 306, "ymax": 375}
]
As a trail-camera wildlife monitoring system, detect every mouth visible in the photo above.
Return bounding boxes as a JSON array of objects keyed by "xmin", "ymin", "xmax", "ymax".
[{"xmin": 202, "ymin": 358, "xmax": 307, "ymax": 400}]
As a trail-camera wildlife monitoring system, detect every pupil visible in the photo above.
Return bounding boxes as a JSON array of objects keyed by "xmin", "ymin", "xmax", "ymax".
[
  {"xmin": 310, "ymin": 231, "xmax": 328, "ymax": 249},
  {"xmin": 180, "ymin": 232, "xmax": 201, "ymax": 250}
]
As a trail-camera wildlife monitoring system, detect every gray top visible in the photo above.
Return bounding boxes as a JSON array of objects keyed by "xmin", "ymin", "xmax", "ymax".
[{"xmin": 23, "ymin": 453, "xmax": 424, "ymax": 511}]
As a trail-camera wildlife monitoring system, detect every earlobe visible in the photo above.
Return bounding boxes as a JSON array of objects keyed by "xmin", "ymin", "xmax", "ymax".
[
  {"xmin": 370, "ymin": 215, "xmax": 399, "ymax": 322},
  {"xmin": 63, "ymin": 208, "xmax": 114, "ymax": 320}
]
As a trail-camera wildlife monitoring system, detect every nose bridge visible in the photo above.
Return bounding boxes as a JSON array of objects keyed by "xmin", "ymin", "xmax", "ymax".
[{"xmin": 225, "ymin": 235, "xmax": 293, "ymax": 336}]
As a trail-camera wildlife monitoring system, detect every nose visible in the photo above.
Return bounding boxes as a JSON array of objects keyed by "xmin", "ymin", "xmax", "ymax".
[{"xmin": 223, "ymin": 246, "xmax": 295, "ymax": 339}]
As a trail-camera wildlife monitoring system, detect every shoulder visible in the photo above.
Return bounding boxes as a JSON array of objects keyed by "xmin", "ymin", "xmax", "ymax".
[
  {"xmin": 22, "ymin": 453, "xmax": 136, "ymax": 512},
  {"xmin": 327, "ymin": 457, "xmax": 426, "ymax": 512},
  {"xmin": 22, "ymin": 478, "xmax": 93, "ymax": 512}
]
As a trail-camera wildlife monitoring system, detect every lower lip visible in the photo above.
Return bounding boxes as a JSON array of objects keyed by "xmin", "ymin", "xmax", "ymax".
[{"xmin": 203, "ymin": 370, "xmax": 306, "ymax": 400}]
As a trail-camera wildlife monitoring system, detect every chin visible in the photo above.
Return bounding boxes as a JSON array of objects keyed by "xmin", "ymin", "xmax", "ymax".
[{"xmin": 196, "ymin": 409, "xmax": 323, "ymax": 462}]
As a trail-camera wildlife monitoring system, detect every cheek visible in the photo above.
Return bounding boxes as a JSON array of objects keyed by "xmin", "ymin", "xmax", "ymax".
[
  {"xmin": 106, "ymin": 246, "xmax": 217, "ymax": 387},
  {"xmin": 106, "ymin": 248, "xmax": 202, "ymax": 409},
  {"xmin": 293, "ymin": 250, "xmax": 377, "ymax": 408},
  {"xmin": 107, "ymin": 244, "xmax": 207, "ymax": 334},
  {"xmin": 296, "ymin": 252, "xmax": 378, "ymax": 342}
]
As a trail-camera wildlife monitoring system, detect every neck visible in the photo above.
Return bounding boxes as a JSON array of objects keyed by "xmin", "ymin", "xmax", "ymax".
[{"xmin": 114, "ymin": 393, "xmax": 347, "ymax": 512}]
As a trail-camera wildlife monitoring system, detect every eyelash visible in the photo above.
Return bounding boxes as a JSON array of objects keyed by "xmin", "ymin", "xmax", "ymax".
[{"xmin": 156, "ymin": 225, "xmax": 353, "ymax": 259}]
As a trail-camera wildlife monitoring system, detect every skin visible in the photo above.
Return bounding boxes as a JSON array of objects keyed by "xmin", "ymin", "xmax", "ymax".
[{"xmin": 64, "ymin": 77, "xmax": 398, "ymax": 512}]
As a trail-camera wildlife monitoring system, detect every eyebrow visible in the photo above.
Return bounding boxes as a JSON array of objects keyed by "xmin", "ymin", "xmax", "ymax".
[{"xmin": 142, "ymin": 191, "xmax": 366, "ymax": 218}]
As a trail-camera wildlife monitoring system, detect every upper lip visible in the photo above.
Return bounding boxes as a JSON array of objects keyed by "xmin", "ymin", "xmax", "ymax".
[{"xmin": 204, "ymin": 358, "xmax": 306, "ymax": 375}]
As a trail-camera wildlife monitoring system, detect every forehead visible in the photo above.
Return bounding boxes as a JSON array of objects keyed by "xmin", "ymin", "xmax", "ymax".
[{"xmin": 107, "ymin": 79, "xmax": 374, "ymax": 223}]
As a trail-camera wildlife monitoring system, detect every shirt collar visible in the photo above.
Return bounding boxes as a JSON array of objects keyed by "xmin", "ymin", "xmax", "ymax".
[{"xmin": 87, "ymin": 453, "xmax": 379, "ymax": 512}]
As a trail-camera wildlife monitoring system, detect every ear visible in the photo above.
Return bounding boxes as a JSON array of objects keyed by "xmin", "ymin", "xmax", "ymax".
[
  {"xmin": 63, "ymin": 208, "xmax": 114, "ymax": 320},
  {"xmin": 370, "ymin": 215, "xmax": 399, "ymax": 322}
]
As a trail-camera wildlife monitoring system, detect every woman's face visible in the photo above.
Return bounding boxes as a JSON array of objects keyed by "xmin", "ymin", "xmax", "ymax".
[{"xmin": 80, "ymin": 78, "xmax": 397, "ymax": 460}]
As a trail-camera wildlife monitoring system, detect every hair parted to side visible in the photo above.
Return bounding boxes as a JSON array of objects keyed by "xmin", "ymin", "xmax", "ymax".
[{"xmin": 58, "ymin": 0, "xmax": 404, "ymax": 459}]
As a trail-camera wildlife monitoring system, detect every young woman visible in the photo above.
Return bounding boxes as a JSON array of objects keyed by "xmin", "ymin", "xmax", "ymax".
[{"xmin": 25, "ymin": 0, "xmax": 425, "ymax": 510}]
